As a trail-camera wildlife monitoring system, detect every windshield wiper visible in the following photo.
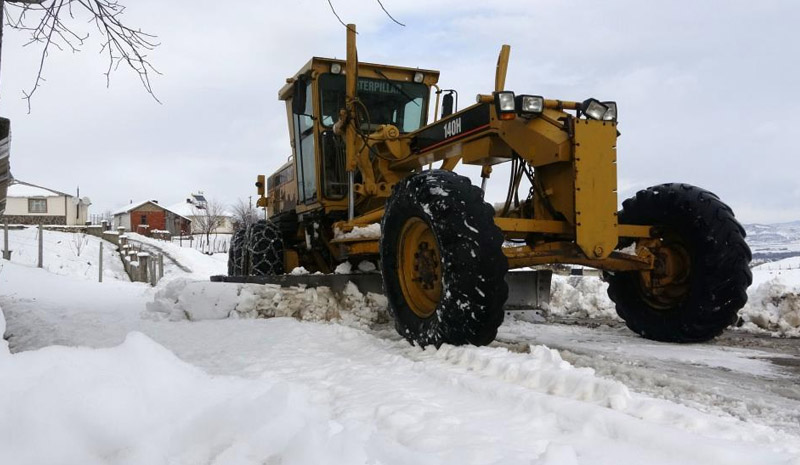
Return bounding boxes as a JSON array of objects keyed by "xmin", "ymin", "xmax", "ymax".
[{"xmin": 374, "ymin": 70, "xmax": 420, "ymax": 107}]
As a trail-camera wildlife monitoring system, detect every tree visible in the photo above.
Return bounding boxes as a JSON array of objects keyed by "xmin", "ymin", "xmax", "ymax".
[
  {"xmin": 191, "ymin": 199, "xmax": 226, "ymax": 254},
  {"xmin": 0, "ymin": 0, "xmax": 159, "ymax": 110},
  {"xmin": 230, "ymin": 197, "xmax": 259, "ymax": 231}
]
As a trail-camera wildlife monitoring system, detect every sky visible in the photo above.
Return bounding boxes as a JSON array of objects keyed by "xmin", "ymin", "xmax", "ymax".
[{"xmin": 1, "ymin": 0, "xmax": 798, "ymax": 223}]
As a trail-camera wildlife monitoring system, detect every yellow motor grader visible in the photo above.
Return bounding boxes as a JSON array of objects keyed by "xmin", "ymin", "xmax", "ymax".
[{"xmin": 223, "ymin": 25, "xmax": 752, "ymax": 347}]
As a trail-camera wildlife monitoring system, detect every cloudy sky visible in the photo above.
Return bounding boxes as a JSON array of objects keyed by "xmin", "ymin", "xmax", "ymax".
[{"xmin": 1, "ymin": 0, "xmax": 798, "ymax": 223}]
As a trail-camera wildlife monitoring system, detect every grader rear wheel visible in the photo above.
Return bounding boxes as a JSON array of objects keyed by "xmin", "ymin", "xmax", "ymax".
[
  {"xmin": 246, "ymin": 220, "xmax": 284, "ymax": 276},
  {"xmin": 605, "ymin": 183, "xmax": 752, "ymax": 342},
  {"xmin": 380, "ymin": 170, "xmax": 508, "ymax": 348},
  {"xmin": 227, "ymin": 228, "xmax": 248, "ymax": 276}
]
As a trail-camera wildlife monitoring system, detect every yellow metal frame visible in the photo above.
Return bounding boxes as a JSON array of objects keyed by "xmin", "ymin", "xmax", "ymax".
[{"xmin": 262, "ymin": 24, "xmax": 662, "ymax": 275}]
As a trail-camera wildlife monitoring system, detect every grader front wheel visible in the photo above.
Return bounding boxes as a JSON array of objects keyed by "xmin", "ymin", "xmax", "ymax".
[
  {"xmin": 380, "ymin": 170, "xmax": 509, "ymax": 348},
  {"xmin": 605, "ymin": 183, "xmax": 752, "ymax": 342},
  {"xmin": 397, "ymin": 217, "xmax": 443, "ymax": 319}
]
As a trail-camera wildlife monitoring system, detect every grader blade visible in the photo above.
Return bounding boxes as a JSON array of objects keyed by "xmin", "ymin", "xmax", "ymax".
[{"xmin": 211, "ymin": 270, "xmax": 551, "ymax": 310}]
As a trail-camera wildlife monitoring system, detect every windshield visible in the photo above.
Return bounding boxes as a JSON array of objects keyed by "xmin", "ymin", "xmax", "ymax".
[{"xmin": 319, "ymin": 74, "xmax": 428, "ymax": 133}]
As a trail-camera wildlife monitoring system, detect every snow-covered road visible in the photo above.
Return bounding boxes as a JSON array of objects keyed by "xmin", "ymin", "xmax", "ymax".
[{"xmin": 2, "ymin": 228, "xmax": 800, "ymax": 464}]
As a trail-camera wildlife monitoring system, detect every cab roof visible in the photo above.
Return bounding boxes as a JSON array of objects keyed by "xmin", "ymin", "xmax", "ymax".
[{"xmin": 278, "ymin": 57, "xmax": 440, "ymax": 101}]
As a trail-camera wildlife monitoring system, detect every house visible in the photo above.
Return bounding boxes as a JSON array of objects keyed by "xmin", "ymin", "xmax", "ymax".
[
  {"xmin": 112, "ymin": 200, "xmax": 191, "ymax": 236},
  {"xmin": 167, "ymin": 192, "xmax": 234, "ymax": 234},
  {"xmin": 0, "ymin": 179, "xmax": 91, "ymax": 226}
]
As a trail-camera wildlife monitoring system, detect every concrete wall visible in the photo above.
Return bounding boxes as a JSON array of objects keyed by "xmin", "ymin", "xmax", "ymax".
[{"xmin": 113, "ymin": 213, "xmax": 131, "ymax": 231}]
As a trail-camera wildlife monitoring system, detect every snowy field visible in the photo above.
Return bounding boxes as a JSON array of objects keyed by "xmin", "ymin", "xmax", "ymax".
[
  {"xmin": 169, "ymin": 232, "xmax": 232, "ymax": 255},
  {"xmin": 2, "ymin": 226, "xmax": 800, "ymax": 464}
]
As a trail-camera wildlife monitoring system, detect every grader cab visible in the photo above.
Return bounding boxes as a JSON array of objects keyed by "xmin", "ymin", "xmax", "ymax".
[{"xmin": 226, "ymin": 25, "xmax": 752, "ymax": 347}]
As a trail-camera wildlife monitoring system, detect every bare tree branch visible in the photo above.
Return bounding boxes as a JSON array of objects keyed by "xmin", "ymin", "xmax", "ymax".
[
  {"xmin": 326, "ymin": 0, "xmax": 356, "ymax": 34},
  {"xmin": 375, "ymin": 0, "xmax": 405, "ymax": 27},
  {"xmin": 326, "ymin": 0, "xmax": 406, "ymax": 32},
  {"xmin": 4, "ymin": 0, "xmax": 160, "ymax": 112},
  {"xmin": 230, "ymin": 198, "xmax": 258, "ymax": 231},
  {"xmin": 191, "ymin": 199, "xmax": 227, "ymax": 254}
]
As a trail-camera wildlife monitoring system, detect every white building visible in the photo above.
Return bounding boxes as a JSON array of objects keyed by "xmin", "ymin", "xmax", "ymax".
[
  {"xmin": 167, "ymin": 192, "xmax": 234, "ymax": 234},
  {"xmin": 0, "ymin": 180, "xmax": 91, "ymax": 226}
]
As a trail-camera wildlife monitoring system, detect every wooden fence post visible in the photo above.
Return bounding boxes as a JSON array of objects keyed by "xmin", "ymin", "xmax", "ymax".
[
  {"xmin": 37, "ymin": 224, "xmax": 43, "ymax": 268},
  {"xmin": 2, "ymin": 221, "xmax": 9, "ymax": 260}
]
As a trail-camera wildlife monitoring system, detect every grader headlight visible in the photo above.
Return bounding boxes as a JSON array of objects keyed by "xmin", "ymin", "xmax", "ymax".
[
  {"xmin": 602, "ymin": 101, "xmax": 618, "ymax": 121},
  {"xmin": 494, "ymin": 91, "xmax": 517, "ymax": 120},
  {"xmin": 581, "ymin": 98, "xmax": 609, "ymax": 120},
  {"xmin": 413, "ymin": 72, "xmax": 424, "ymax": 83},
  {"xmin": 516, "ymin": 95, "xmax": 544, "ymax": 117}
]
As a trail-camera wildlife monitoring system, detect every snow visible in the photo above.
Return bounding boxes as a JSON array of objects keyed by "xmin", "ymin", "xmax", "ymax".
[
  {"xmin": 3, "ymin": 231, "xmax": 800, "ymax": 464},
  {"xmin": 546, "ymin": 275, "xmax": 618, "ymax": 320},
  {"xmin": 126, "ymin": 232, "xmax": 227, "ymax": 280},
  {"xmin": 2, "ymin": 227, "xmax": 129, "ymax": 282},
  {"xmin": 334, "ymin": 261, "xmax": 352, "ymax": 274},
  {"xmin": 0, "ymin": 331, "xmax": 376, "ymax": 465},
  {"xmin": 545, "ymin": 270, "xmax": 800, "ymax": 338},
  {"xmin": 6, "ymin": 182, "xmax": 63, "ymax": 198},
  {"xmin": 356, "ymin": 260, "xmax": 376, "ymax": 272},
  {"xmin": 111, "ymin": 199, "xmax": 159, "ymax": 216},
  {"xmin": 147, "ymin": 279, "xmax": 389, "ymax": 327},
  {"xmin": 737, "ymin": 278, "xmax": 800, "ymax": 337},
  {"xmin": 333, "ymin": 223, "xmax": 381, "ymax": 240},
  {"xmin": 0, "ymin": 302, "xmax": 8, "ymax": 356},
  {"xmin": 290, "ymin": 266, "xmax": 310, "ymax": 275}
]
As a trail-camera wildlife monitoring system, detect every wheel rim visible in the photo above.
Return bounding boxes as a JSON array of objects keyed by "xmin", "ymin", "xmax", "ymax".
[
  {"xmin": 636, "ymin": 236, "xmax": 692, "ymax": 309},
  {"xmin": 397, "ymin": 217, "xmax": 443, "ymax": 318}
]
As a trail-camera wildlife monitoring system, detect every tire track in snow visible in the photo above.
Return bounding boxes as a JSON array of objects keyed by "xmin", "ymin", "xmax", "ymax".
[{"xmin": 495, "ymin": 320, "xmax": 800, "ymax": 436}]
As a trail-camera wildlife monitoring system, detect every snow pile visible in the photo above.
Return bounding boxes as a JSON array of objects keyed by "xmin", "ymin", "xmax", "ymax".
[
  {"xmin": 334, "ymin": 261, "xmax": 352, "ymax": 274},
  {"xmin": 333, "ymin": 261, "xmax": 377, "ymax": 274},
  {"xmin": 737, "ymin": 278, "xmax": 800, "ymax": 337},
  {"xmin": 546, "ymin": 275, "xmax": 619, "ymax": 320},
  {"xmin": 0, "ymin": 332, "xmax": 375, "ymax": 465},
  {"xmin": 357, "ymin": 260, "xmax": 376, "ymax": 272},
  {"xmin": 333, "ymin": 223, "xmax": 381, "ymax": 240},
  {"xmin": 147, "ymin": 280, "xmax": 390, "ymax": 327},
  {"xmin": 426, "ymin": 344, "xmax": 630, "ymax": 410}
]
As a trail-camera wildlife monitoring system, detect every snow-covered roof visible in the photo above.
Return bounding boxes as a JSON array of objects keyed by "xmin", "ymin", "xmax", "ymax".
[
  {"xmin": 7, "ymin": 180, "xmax": 71, "ymax": 198},
  {"xmin": 112, "ymin": 200, "xmax": 158, "ymax": 216},
  {"xmin": 166, "ymin": 200, "xmax": 197, "ymax": 217},
  {"xmin": 112, "ymin": 200, "xmax": 192, "ymax": 221}
]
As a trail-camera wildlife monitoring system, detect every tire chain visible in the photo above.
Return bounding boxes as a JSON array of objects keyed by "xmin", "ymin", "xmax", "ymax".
[
  {"xmin": 246, "ymin": 220, "xmax": 284, "ymax": 276},
  {"xmin": 227, "ymin": 228, "xmax": 248, "ymax": 276}
]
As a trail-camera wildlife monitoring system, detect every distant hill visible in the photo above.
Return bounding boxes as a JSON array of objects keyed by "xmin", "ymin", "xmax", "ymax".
[{"xmin": 742, "ymin": 221, "xmax": 800, "ymax": 265}]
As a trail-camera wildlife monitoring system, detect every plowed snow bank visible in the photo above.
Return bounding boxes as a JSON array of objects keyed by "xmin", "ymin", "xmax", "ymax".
[
  {"xmin": 737, "ymin": 278, "xmax": 800, "ymax": 337},
  {"xmin": 146, "ymin": 279, "xmax": 389, "ymax": 327}
]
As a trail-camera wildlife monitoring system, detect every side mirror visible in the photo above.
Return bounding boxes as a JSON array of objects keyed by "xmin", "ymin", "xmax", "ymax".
[
  {"xmin": 292, "ymin": 78, "xmax": 307, "ymax": 115},
  {"xmin": 441, "ymin": 93, "xmax": 454, "ymax": 118}
]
